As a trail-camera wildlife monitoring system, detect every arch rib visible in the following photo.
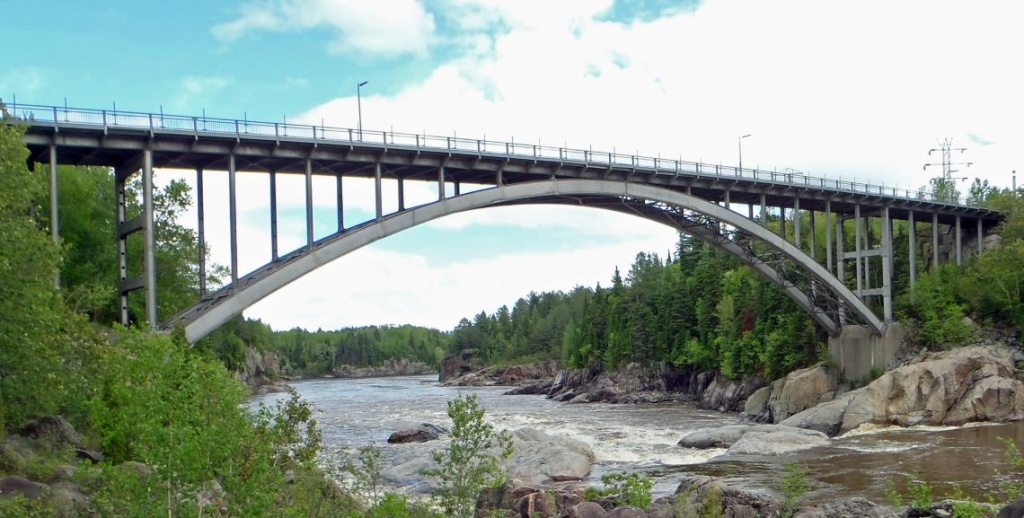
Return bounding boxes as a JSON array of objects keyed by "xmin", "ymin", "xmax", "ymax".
[{"xmin": 171, "ymin": 179, "xmax": 884, "ymax": 342}]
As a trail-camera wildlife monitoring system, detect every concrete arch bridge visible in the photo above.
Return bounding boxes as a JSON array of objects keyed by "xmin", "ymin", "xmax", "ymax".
[{"xmin": 13, "ymin": 104, "xmax": 1002, "ymax": 375}]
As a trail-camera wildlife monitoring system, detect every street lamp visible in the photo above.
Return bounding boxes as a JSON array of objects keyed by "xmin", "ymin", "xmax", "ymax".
[
  {"xmin": 357, "ymin": 80, "xmax": 369, "ymax": 140},
  {"xmin": 738, "ymin": 134, "xmax": 751, "ymax": 172}
]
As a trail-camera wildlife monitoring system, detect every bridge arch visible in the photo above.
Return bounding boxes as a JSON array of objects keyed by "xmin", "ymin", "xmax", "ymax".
[{"xmin": 167, "ymin": 179, "xmax": 884, "ymax": 342}]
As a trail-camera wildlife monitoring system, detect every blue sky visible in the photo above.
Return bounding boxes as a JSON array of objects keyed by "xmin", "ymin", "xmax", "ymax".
[{"xmin": 4, "ymin": 0, "xmax": 1024, "ymax": 331}]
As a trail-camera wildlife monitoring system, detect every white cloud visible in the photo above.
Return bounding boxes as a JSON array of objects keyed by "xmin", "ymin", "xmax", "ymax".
[
  {"xmin": 173, "ymin": 0, "xmax": 1024, "ymax": 331},
  {"xmin": 171, "ymin": 76, "xmax": 231, "ymax": 113},
  {"xmin": 213, "ymin": 0, "xmax": 436, "ymax": 56},
  {"xmin": 0, "ymin": 67, "xmax": 47, "ymax": 98}
]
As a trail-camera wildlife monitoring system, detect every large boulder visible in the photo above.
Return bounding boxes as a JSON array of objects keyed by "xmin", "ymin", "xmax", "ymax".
[
  {"xmin": 506, "ymin": 428, "xmax": 595, "ymax": 485},
  {"xmin": 387, "ymin": 423, "xmax": 445, "ymax": 444},
  {"xmin": 675, "ymin": 475, "xmax": 779, "ymax": 518},
  {"xmin": 19, "ymin": 416, "xmax": 84, "ymax": 451},
  {"xmin": 767, "ymin": 364, "xmax": 841, "ymax": 422},
  {"xmin": 782, "ymin": 345, "xmax": 1024, "ymax": 436},
  {"xmin": 678, "ymin": 424, "xmax": 828, "ymax": 455},
  {"xmin": 699, "ymin": 375, "xmax": 767, "ymax": 412}
]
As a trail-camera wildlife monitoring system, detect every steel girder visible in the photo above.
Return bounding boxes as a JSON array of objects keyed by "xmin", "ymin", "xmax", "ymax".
[{"xmin": 165, "ymin": 179, "xmax": 884, "ymax": 342}]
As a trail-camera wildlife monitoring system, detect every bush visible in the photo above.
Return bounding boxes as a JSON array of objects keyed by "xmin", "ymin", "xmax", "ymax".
[
  {"xmin": 779, "ymin": 462, "xmax": 811, "ymax": 516},
  {"xmin": 599, "ymin": 472, "xmax": 654, "ymax": 510},
  {"xmin": 422, "ymin": 394, "xmax": 513, "ymax": 518}
]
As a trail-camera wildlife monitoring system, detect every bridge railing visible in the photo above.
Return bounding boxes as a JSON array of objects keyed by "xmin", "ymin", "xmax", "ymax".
[{"xmin": 5, "ymin": 101, "xmax": 965, "ymax": 206}]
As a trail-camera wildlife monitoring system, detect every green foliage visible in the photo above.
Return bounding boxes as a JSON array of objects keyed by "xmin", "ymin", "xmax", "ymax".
[
  {"xmin": 779, "ymin": 462, "xmax": 812, "ymax": 516},
  {"xmin": 599, "ymin": 471, "xmax": 654, "ymax": 510},
  {"xmin": 422, "ymin": 394, "xmax": 513, "ymax": 518},
  {"xmin": 896, "ymin": 265, "xmax": 973, "ymax": 348},
  {"xmin": 907, "ymin": 475, "xmax": 934, "ymax": 509},
  {"xmin": 343, "ymin": 444, "xmax": 387, "ymax": 507},
  {"xmin": 997, "ymin": 437, "xmax": 1024, "ymax": 500},
  {"xmin": 883, "ymin": 477, "xmax": 903, "ymax": 507}
]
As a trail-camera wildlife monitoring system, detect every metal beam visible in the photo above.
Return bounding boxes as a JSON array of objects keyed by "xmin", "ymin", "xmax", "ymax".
[
  {"xmin": 335, "ymin": 173, "xmax": 343, "ymax": 232},
  {"xmin": 855, "ymin": 204, "xmax": 862, "ymax": 296},
  {"xmin": 977, "ymin": 218, "xmax": 983, "ymax": 256},
  {"xmin": 398, "ymin": 176, "xmax": 405, "ymax": 211},
  {"xmin": 826, "ymin": 200, "xmax": 833, "ymax": 274},
  {"xmin": 116, "ymin": 166, "xmax": 129, "ymax": 326},
  {"xmin": 932, "ymin": 212, "xmax": 940, "ymax": 270},
  {"xmin": 956, "ymin": 215, "xmax": 962, "ymax": 266},
  {"xmin": 881, "ymin": 206, "xmax": 893, "ymax": 322},
  {"xmin": 794, "ymin": 197, "xmax": 801, "ymax": 250}
]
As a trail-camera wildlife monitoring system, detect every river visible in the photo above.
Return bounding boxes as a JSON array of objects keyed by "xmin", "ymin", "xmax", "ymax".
[{"xmin": 253, "ymin": 375, "xmax": 1024, "ymax": 504}]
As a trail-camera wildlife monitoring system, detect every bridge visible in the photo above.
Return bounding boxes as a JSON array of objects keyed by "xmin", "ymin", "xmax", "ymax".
[{"xmin": 9, "ymin": 103, "xmax": 1002, "ymax": 374}]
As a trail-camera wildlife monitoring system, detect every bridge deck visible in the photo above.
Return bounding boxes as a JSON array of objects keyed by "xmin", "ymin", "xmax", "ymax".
[{"xmin": 12, "ymin": 104, "xmax": 1002, "ymax": 227}]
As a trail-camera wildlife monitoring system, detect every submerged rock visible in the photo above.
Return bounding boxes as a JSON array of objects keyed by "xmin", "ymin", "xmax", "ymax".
[{"xmin": 678, "ymin": 424, "xmax": 828, "ymax": 455}]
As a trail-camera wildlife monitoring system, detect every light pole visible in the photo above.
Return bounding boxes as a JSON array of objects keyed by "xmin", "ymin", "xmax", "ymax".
[
  {"xmin": 357, "ymin": 80, "xmax": 369, "ymax": 140},
  {"xmin": 738, "ymin": 134, "xmax": 751, "ymax": 172}
]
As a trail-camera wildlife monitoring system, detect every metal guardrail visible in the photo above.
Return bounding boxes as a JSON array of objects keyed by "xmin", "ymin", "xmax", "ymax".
[{"xmin": 4, "ymin": 101, "xmax": 966, "ymax": 206}]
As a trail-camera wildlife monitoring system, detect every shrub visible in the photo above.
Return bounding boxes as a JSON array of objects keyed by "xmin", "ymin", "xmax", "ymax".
[
  {"xmin": 600, "ymin": 472, "xmax": 654, "ymax": 510},
  {"xmin": 422, "ymin": 394, "xmax": 513, "ymax": 518}
]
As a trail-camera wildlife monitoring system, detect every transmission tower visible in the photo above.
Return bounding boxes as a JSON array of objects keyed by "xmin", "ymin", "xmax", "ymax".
[{"xmin": 923, "ymin": 138, "xmax": 972, "ymax": 203}]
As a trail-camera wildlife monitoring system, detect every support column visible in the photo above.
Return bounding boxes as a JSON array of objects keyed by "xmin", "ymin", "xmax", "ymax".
[
  {"xmin": 398, "ymin": 176, "xmax": 405, "ymax": 211},
  {"xmin": 955, "ymin": 215, "xmax": 962, "ymax": 266},
  {"xmin": 748, "ymin": 203, "xmax": 754, "ymax": 220},
  {"xmin": 335, "ymin": 174, "xmax": 343, "ymax": 232},
  {"xmin": 932, "ymin": 212, "xmax": 940, "ymax": 270},
  {"xmin": 438, "ymin": 166, "xmax": 446, "ymax": 200},
  {"xmin": 305, "ymin": 158, "xmax": 314, "ymax": 247},
  {"xmin": 724, "ymin": 189, "xmax": 731, "ymax": 211},
  {"xmin": 197, "ymin": 168, "xmax": 207, "ymax": 298},
  {"xmin": 881, "ymin": 206, "xmax": 893, "ymax": 322},
  {"xmin": 142, "ymin": 149, "xmax": 157, "ymax": 329},
  {"xmin": 760, "ymin": 193, "xmax": 767, "ymax": 225},
  {"xmin": 49, "ymin": 143, "xmax": 60, "ymax": 289},
  {"xmin": 809, "ymin": 209, "xmax": 817, "ymax": 260},
  {"xmin": 780, "ymin": 207, "xmax": 787, "ymax": 239},
  {"xmin": 825, "ymin": 201, "xmax": 833, "ymax": 274},
  {"xmin": 908, "ymin": 211, "xmax": 916, "ymax": 289},
  {"xmin": 270, "ymin": 171, "xmax": 279, "ymax": 260},
  {"xmin": 375, "ymin": 162, "xmax": 383, "ymax": 219},
  {"xmin": 836, "ymin": 213, "xmax": 845, "ymax": 281},
  {"xmin": 794, "ymin": 197, "xmax": 802, "ymax": 250},
  {"xmin": 229, "ymin": 154, "xmax": 239, "ymax": 288},
  {"xmin": 116, "ymin": 169, "xmax": 129, "ymax": 326},
  {"xmin": 854, "ymin": 204, "xmax": 863, "ymax": 296},
  {"xmin": 454, "ymin": 181, "xmax": 461, "ymax": 196},
  {"xmin": 864, "ymin": 213, "xmax": 871, "ymax": 289},
  {"xmin": 977, "ymin": 218, "xmax": 983, "ymax": 256}
]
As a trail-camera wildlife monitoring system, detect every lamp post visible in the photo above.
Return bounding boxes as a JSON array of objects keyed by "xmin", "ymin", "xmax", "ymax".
[
  {"xmin": 738, "ymin": 134, "xmax": 751, "ymax": 172},
  {"xmin": 357, "ymin": 80, "xmax": 369, "ymax": 140}
]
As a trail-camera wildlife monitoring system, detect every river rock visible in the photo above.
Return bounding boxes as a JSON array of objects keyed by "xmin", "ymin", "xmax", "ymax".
[
  {"xmin": 725, "ymin": 426, "xmax": 829, "ymax": 455},
  {"xmin": 699, "ymin": 375, "xmax": 767, "ymax": 412},
  {"xmin": 19, "ymin": 416, "xmax": 84, "ymax": 451},
  {"xmin": 782, "ymin": 345, "xmax": 1024, "ymax": 436},
  {"xmin": 507, "ymin": 428, "xmax": 595, "ymax": 485},
  {"xmin": 792, "ymin": 497, "xmax": 900, "ymax": 518},
  {"xmin": 767, "ymin": 364, "xmax": 841, "ymax": 422},
  {"xmin": 388, "ymin": 423, "xmax": 445, "ymax": 443},
  {"xmin": 675, "ymin": 475, "xmax": 779, "ymax": 518},
  {"xmin": 999, "ymin": 498, "xmax": 1024, "ymax": 518},
  {"xmin": 678, "ymin": 424, "xmax": 826, "ymax": 455},
  {"xmin": 570, "ymin": 501, "xmax": 609, "ymax": 518},
  {"xmin": 0, "ymin": 476, "xmax": 49, "ymax": 500},
  {"xmin": 237, "ymin": 346, "xmax": 288, "ymax": 391}
]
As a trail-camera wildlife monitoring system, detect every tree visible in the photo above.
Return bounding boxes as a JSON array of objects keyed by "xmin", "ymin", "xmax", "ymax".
[{"xmin": 422, "ymin": 394, "xmax": 513, "ymax": 518}]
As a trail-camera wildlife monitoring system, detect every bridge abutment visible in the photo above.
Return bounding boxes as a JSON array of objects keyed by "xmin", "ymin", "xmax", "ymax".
[{"xmin": 828, "ymin": 323, "xmax": 906, "ymax": 380}]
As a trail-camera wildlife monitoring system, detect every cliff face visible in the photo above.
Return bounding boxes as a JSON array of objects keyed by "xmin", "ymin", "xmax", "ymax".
[
  {"xmin": 331, "ymin": 358, "xmax": 435, "ymax": 378},
  {"xmin": 236, "ymin": 347, "xmax": 288, "ymax": 392}
]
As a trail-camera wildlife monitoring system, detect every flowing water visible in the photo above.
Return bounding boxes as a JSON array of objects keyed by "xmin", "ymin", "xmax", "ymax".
[{"xmin": 254, "ymin": 375, "xmax": 1024, "ymax": 503}]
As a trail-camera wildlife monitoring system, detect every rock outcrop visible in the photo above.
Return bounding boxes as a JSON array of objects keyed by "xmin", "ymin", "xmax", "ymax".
[
  {"xmin": 781, "ymin": 345, "xmax": 1024, "ymax": 436},
  {"xmin": 332, "ymin": 358, "xmax": 434, "ymax": 378},
  {"xmin": 439, "ymin": 349, "xmax": 483, "ymax": 383},
  {"xmin": 507, "ymin": 428, "xmax": 595, "ymax": 485},
  {"xmin": 442, "ymin": 360, "xmax": 559, "ymax": 388},
  {"xmin": 237, "ymin": 346, "xmax": 291, "ymax": 394}
]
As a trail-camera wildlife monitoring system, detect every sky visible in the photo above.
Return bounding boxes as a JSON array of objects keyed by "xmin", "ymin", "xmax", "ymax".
[{"xmin": 4, "ymin": 0, "xmax": 1024, "ymax": 332}]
